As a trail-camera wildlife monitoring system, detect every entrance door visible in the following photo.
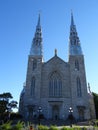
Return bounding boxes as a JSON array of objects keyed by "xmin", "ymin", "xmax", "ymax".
[
  {"xmin": 79, "ymin": 109, "xmax": 84, "ymax": 121},
  {"xmin": 77, "ymin": 106, "xmax": 85, "ymax": 121},
  {"xmin": 52, "ymin": 105, "xmax": 59, "ymax": 120}
]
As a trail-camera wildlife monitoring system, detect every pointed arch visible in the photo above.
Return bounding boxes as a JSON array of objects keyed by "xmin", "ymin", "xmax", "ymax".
[
  {"xmin": 75, "ymin": 60, "xmax": 79, "ymax": 70},
  {"xmin": 33, "ymin": 59, "xmax": 37, "ymax": 70},
  {"xmin": 30, "ymin": 77, "xmax": 36, "ymax": 96},
  {"xmin": 49, "ymin": 71, "xmax": 62, "ymax": 97},
  {"xmin": 77, "ymin": 77, "xmax": 82, "ymax": 97}
]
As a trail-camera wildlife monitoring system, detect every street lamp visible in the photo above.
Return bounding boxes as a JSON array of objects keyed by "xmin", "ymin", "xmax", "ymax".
[
  {"xmin": 38, "ymin": 106, "xmax": 42, "ymax": 125},
  {"xmin": 68, "ymin": 107, "xmax": 73, "ymax": 127}
]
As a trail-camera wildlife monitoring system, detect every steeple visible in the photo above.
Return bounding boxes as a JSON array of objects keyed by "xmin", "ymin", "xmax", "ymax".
[
  {"xmin": 69, "ymin": 12, "xmax": 82, "ymax": 55},
  {"xmin": 71, "ymin": 11, "xmax": 74, "ymax": 26},
  {"xmin": 37, "ymin": 13, "xmax": 41, "ymax": 28},
  {"xmin": 30, "ymin": 14, "xmax": 43, "ymax": 57}
]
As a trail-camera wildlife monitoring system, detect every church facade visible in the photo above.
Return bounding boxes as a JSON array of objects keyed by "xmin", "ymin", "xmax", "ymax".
[{"xmin": 19, "ymin": 13, "xmax": 96, "ymax": 121}]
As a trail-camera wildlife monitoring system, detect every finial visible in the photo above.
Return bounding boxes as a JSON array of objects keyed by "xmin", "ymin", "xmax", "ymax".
[
  {"xmin": 71, "ymin": 10, "xmax": 74, "ymax": 26},
  {"xmin": 37, "ymin": 11, "xmax": 41, "ymax": 27},
  {"xmin": 55, "ymin": 49, "xmax": 57, "ymax": 56},
  {"xmin": 88, "ymin": 83, "xmax": 91, "ymax": 93}
]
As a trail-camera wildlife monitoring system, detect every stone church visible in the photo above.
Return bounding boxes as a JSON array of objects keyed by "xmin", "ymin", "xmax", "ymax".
[{"xmin": 19, "ymin": 13, "xmax": 96, "ymax": 121}]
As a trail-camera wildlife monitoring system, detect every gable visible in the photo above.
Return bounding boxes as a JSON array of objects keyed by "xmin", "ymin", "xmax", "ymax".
[
  {"xmin": 45, "ymin": 55, "xmax": 68, "ymax": 66},
  {"xmin": 42, "ymin": 56, "xmax": 69, "ymax": 75}
]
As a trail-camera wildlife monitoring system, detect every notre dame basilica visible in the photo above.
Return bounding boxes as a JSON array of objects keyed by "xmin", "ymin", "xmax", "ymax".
[{"xmin": 19, "ymin": 13, "xmax": 96, "ymax": 122}]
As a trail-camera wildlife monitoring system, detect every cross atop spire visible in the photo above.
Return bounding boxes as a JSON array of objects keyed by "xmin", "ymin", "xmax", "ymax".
[
  {"xmin": 69, "ymin": 12, "xmax": 83, "ymax": 55},
  {"xmin": 37, "ymin": 13, "xmax": 41, "ymax": 28},
  {"xmin": 71, "ymin": 10, "xmax": 74, "ymax": 26}
]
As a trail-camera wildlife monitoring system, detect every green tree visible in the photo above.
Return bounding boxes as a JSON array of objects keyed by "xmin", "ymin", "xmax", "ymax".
[
  {"xmin": 0, "ymin": 92, "xmax": 18, "ymax": 122},
  {"xmin": 0, "ymin": 92, "xmax": 13, "ymax": 114},
  {"xmin": 7, "ymin": 100, "xmax": 18, "ymax": 113},
  {"xmin": 92, "ymin": 92, "xmax": 98, "ymax": 119}
]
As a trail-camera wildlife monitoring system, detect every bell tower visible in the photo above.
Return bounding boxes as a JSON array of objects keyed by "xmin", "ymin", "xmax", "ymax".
[
  {"xmin": 68, "ymin": 12, "xmax": 90, "ymax": 120},
  {"xmin": 24, "ymin": 14, "xmax": 43, "ymax": 115},
  {"xmin": 19, "ymin": 14, "xmax": 43, "ymax": 120}
]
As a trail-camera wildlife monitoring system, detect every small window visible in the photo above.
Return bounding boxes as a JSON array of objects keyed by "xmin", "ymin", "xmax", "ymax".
[
  {"xmin": 33, "ymin": 59, "xmax": 37, "ymax": 70},
  {"xmin": 30, "ymin": 77, "xmax": 36, "ymax": 96},
  {"xmin": 75, "ymin": 60, "xmax": 79, "ymax": 71},
  {"xmin": 77, "ymin": 77, "xmax": 82, "ymax": 97}
]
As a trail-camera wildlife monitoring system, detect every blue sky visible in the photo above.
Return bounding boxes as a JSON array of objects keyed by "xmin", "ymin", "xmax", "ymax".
[{"xmin": 0, "ymin": 0, "xmax": 98, "ymax": 110}]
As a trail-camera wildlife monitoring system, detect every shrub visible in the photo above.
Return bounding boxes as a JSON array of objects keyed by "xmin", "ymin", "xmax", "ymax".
[
  {"xmin": 73, "ymin": 126, "xmax": 81, "ymax": 130},
  {"xmin": 82, "ymin": 127, "xmax": 87, "ymax": 130},
  {"xmin": 49, "ymin": 125, "xmax": 58, "ymax": 130},
  {"xmin": 61, "ymin": 127, "xmax": 68, "ymax": 130},
  {"xmin": 11, "ymin": 121, "xmax": 24, "ymax": 130},
  {"xmin": 66, "ymin": 128, "xmax": 74, "ymax": 130},
  {"xmin": 38, "ymin": 125, "xmax": 49, "ymax": 130},
  {"xmin": 0, "ymin": 121, "xmax": 12, "ymax": 130},
  {"xmin": 61, "ymin": 127, "xmax": 76, "ymax": 130},
  {"xmin": 73, "ymin": 127, "xmax": 87, "ymax": 130}
]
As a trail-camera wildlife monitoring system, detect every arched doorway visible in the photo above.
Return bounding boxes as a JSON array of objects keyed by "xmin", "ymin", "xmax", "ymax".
[
  {"xmin": 52, "ymin": 105, "xmax": 59, "ymax": 120},
  {"xmin": 27, "ymin": 105, "xmax": 35, "ymax": 121},
  {"xmin": 77, "ymin": 106, "xmax": 85, "ymax": 121}
]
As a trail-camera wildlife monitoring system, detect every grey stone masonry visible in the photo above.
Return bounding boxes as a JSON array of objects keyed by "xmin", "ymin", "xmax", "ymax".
[{"xmin": 19, "ymin": 13, "xmax": 96, "ymax": 121}]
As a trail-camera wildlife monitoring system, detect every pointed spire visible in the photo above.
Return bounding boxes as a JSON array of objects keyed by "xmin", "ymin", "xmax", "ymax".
[
  {"xmin": 69, "ymin": 12, "xmax": 83, "ymax": 55},
  {"xmin": 88, "ymin": 83, "xmax": 93, "ymax": 96},
  {"xmin": 37, "ymin": 13, "xmax": 41, "ymax": 28},
  {"xmin": 88, "ymin": 83, "xmax": 92, "ymax": 94},
  {"xmin": 71, "ymin": 10, "xmax": 74, "ymax": 26},
  {"xmin": 30, "ymin": 14, "xmax": 43, "ymax": 57}
]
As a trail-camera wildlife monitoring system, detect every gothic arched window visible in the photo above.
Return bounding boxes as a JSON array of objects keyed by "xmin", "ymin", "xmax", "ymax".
[
  {"xmin": 75, "ymin": 60, "xmax": 79, "ymax": 71},
  {"xmin": 49, "ymin": 71, "xmax": 62, "ymax": 97},
  {"xmin": 77, "ymin": 77, "xmax": 82, "ymax": 97},
  {"xmin": 30, "ymin": 77, "xmax": 36, "ymax": 96},
  {"xmin": 33, "ymin": 59, "xmax": 37, "ymax": 70}
]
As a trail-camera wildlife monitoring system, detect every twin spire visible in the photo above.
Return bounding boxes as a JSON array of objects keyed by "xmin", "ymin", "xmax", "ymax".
[
  {"xmin": 30, "ymin": 12, "xmax": 83, "ymax": 57},
  {"xmin": 69, "ymin": 12, "xmax": 82, "ymax": 55},
  {"xmin": 30, "ymin": 14, "xmax": 43, "ymax": 57}
]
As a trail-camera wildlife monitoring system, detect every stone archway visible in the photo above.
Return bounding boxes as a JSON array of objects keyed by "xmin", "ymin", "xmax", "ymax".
[
  {"xmin": 77, "ymin": 106, "xmax": 85, "ymax": 121},
  {"xmin": 27, "ymin": 105, "xmax": 35, "ymax": 121},
  {"xmin": 52, "ymin": 105, "xmax": 59, "ymax": 120}
]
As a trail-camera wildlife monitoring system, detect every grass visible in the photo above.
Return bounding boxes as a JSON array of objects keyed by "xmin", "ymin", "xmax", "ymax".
[{"xmin": 0, "ymin": 121, "xmax": 98, "ymax": 130}]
